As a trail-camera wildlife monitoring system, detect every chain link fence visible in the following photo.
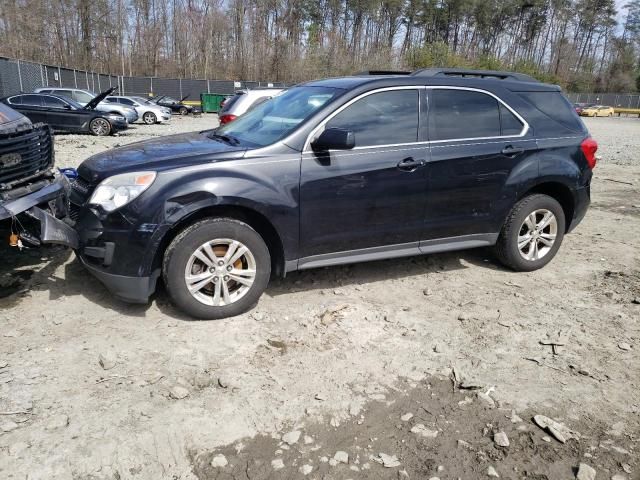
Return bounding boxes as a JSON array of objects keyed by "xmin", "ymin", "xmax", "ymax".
[
  {"xmin": 0, "ymin": 56, "xmax": 288, "ymax": 102},
  {"xmin": 566, "ymin": 92, "xmax": 640, "ymax": 109}
]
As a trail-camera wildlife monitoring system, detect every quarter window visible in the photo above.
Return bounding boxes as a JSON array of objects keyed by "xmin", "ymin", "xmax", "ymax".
[
  {"xmin": 326, "ymin": 90, "xmax": 419, "ymax": 147},
  {"xmin": 500, "ymin": 104, "xmax": 524, "ymax": 136},
  {"xmin": 429, "ymin": 89, "xmax": 503, "ymax": 141}
]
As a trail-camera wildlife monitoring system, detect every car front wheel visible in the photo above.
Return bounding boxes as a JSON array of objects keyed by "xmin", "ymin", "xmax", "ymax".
[
  {"xmin": 494, "ymin": 194, "xmax": 566, "ymax": 272},
  {"xmin": 143, "ymin": 112, "xmax": 157, "ymax": 124},
  {"xmin": 163, "ymin": 218, "xmax": 271, "ymax": 319},
  {"xmin": 89, "ymin": 118, "xmax": 112, "ymax": 136},
  {"xmin": 179, "ymin": 106, "xmax": 188, "ymax": 115}
]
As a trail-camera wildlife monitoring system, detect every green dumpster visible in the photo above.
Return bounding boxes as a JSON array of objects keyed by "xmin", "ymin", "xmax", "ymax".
[{"xmin": 200, "ymin": 93, "xmax": 228, "ymax": 113}]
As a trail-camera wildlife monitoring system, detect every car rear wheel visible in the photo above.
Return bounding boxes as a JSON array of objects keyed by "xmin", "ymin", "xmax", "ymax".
[
  {"xmin": 89, "ymin": 118, "xmax": 112, "ymax": 136},
  {"xmin": 179, "ymin": 106, "xmax": 188, "ymax": 115},
  {"xmin": 494, "ymin": 194, "xmax": 565, "ymax": 272},
  {"xmin": 163, "ymin": 218, "xmax": 271, "ymax": 320},
  {"xmin": 143, "ymin": 112, "xmax": 157, "ymax": 124}
]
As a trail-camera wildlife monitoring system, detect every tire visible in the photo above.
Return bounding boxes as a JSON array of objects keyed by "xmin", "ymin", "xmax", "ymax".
[
  {"xmin": 494, "ymin": 194, "xmax": 566, "ymax": 272},
  {"xmin": 163, "ymin": 218, "xmax": 271, "ymax": 320},
  {"xmin": 89, "ymin": 117, "xmax": 112, "ymax": 136},
  {"xmin": 179, "ymin": 106, "xmax": 189, "ymax": 115},
  {"xmin": 142, "ymin": 111, "xmax": 157, "ymax": 124}
]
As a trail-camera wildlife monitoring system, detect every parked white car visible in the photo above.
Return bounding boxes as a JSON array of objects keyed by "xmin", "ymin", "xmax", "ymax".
[
  {"xmin": 106, "ymin": 96, "xmax": 172, "ymax": 124},
  {"xmin": 34, "ymin": 87, "xmax": 138, "ymax": 123},
  {"xmin": 218, "ymin": 88, "xmax": 285, "ymax": 124}
]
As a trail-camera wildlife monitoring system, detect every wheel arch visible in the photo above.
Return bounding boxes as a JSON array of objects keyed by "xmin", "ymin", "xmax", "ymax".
[
  {"xmin": 518, "ymin": 181, "xmax": 575, "ymax": 232},
  {"xmin": 153, "ymin": 204, "xmax": 286, "ymax": 278}
]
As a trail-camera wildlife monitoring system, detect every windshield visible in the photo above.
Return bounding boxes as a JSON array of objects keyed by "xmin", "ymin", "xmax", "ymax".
[
  {"xmin": 132, "ymin": 96, "xmax": 153, "ymax": 105},
  {"xmin": 215, "ymin": 86, "xmax": 340, "ymax": 147},
  {"xmin": 75, "ymin": 91, "xmax": 95, "ymax": 103},
  {"xmin": 63, "ymin": 97, "xmax": 84, "ymax": 109}
]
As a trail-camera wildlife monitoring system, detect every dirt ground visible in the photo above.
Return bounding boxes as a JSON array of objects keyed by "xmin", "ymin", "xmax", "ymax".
[{"xmin": 0, "ymin": 115, "xmax": 638, "ymax": 480}]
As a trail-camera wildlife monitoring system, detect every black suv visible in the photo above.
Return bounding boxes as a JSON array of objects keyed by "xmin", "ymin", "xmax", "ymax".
[{"xmin": 67, "ymin": 69, "xmax": 596, "ymax": 319}]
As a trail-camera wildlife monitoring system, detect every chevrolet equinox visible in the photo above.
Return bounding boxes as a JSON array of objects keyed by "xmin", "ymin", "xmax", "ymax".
[{"xmin": 66, "ymin": 69, "xmax": 597, "ymax": 319}]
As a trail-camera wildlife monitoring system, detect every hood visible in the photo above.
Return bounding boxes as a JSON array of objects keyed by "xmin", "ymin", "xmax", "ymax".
[
  {"xmin": 78, "ymin": 130, "xmax": 247, "ymax": 183},
  {"xmin": 85, "ymin": 87, "xmax": 118, "ymax": 110},
  {"xmin": 0, "ymin": 103, "xmax": 32, "ymax": 132}
]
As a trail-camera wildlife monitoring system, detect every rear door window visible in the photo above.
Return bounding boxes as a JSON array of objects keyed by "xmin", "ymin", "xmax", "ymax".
[
  {"xmin": 20, "ymin": 95, "xmax": 43, "ymax": 107},
  {"xmin": 326, "ymin": 89, "xmax": 419, "ymax": 147},
  {"xmin": 429, "ymin": 89, "xmax": 501, "ymax": 141}
]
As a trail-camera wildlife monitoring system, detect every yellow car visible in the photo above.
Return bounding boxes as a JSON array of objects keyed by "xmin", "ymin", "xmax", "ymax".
[{"xmin": 580, "ymin": 105, "xmax": 614, "ymax": 117}]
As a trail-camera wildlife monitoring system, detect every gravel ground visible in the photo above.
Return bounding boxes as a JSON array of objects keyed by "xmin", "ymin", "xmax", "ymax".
[{"xmin": 0, "ymin": 115, "xmax": 638, "ymax": 479}]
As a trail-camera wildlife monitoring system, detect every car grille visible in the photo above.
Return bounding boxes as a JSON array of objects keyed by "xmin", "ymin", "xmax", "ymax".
[
  {"xmin": 69, "ymin": 175, "xmax": 95, "ymax": 221},
  {"xmin": 0, "ymin": 124, "xmax": 53, "ymax": 189}
]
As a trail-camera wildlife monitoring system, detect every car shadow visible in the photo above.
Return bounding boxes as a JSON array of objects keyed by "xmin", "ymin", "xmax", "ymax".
[
  {"xmin": 265, "ymin": 247, "xmax": 505, "ymax": 298},
  {"xmin": 0, "ymin": 237, "xmax": 152, "ymax": 317},
  {"xmin": 1, "ymin": 233, "xmax": 507, "ymax": 321}
]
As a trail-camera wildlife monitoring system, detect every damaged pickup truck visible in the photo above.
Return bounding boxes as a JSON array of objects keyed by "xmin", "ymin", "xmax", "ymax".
[{"xmin": 0, "ymin": 102, "xmax": 78, "ymax": 249}]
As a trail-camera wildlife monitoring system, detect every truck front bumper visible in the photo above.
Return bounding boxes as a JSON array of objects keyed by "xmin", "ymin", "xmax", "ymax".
[{"xmin": 0, "ymin": 173, "xmax": 79, "ymax": 248}]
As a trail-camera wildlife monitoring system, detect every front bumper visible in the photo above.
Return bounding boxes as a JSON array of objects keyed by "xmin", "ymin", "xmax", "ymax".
[
  {"xmin": 78, "ymin": 253, "xmax": 159, "ymax": 303},
  {"xmin": 110, "ymin": 119, "xmax": 129, "ymax": 132},
  {"xmin": 0, "ymin": 172, "xmax": 79, "ymax": 248},
  {"xmin": 73, "ymin": 205, "xmax": 164, "ymax": 303},
  {"xmin": 1, "ymin": 172, "xmax": 69, "ymax": 220}
]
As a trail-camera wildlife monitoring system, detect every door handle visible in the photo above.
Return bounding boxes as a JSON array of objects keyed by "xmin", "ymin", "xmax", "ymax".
[
  {"xmin": 501, "ymin": 145, "xmax": 525, "ymax": 156},
  {"xmin": 397, "ymin": 157, "xmax": 426, "ymax": 172}
]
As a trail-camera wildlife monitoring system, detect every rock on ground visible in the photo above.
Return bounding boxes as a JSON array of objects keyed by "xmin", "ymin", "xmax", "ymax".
[{"xmin": 576, "ymin": 463, "xmax": 596, "ymax": 480}]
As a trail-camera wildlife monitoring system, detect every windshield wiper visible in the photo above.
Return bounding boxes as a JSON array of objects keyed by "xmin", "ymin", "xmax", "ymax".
[{"xmin": 210, "ymin": 132, "xmax": 240, "ymax": 145}]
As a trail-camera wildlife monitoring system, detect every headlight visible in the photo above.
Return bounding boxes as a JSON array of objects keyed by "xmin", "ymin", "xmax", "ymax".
[
  {"xmin": 89, "ymin": 171, "xmax": 156, "ymax": 212},
  {"xmin": 107, "ymin": 114, "xmax": 125, "ymax": 121}
]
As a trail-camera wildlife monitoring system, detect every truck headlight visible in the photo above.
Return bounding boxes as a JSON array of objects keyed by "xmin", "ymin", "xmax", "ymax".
[{"xmin": 89, "ymin": 171, "xmax": 156, "ymax": 212}]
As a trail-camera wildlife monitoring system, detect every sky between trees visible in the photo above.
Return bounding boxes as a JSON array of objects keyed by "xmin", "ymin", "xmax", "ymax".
[{"xmin": 1, "ymin": 0, "xmax": 639, "ymax": 92}]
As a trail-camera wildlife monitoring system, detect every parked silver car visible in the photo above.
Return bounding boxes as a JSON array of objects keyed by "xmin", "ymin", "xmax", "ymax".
[
  {"xmin": 106, "ymin": 96, "xmax": 171, "ymax": 124},
  {"xmin": 218, "ymin": 88, "xmax": 284, "ymax": 124},
  {"xmin": 34, "ymin": 87, "xmax": 138, "ymax": 124}
]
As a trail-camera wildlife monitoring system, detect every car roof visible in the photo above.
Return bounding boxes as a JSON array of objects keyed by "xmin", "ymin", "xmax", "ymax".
[
  {"xmin": 303, "ymin": 70, "xmax": 560, "ymax": 93},
  {"xmin": 10, "ymin": 92, "xmax": 71, "ymax": 100}
]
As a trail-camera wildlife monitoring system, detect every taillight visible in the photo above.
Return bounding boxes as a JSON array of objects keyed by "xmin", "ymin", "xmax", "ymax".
[
  {"xmin": 219, "ymin": 114, "xmax": 237, "ymax": 125},
  {"xmin": 580, "ymin": 137, "xmax": 598, "ymax": 169}
]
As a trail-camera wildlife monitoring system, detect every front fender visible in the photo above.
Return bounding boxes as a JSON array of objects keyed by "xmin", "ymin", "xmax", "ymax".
[{"xmin": 136, "ymin": 157, "xmax": 301, "ymax": 274}]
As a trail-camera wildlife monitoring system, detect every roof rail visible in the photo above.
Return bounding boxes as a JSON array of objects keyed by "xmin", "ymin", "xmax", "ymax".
[
  {"xmin": 355, "ymin": 70, "xmax": 411, "ymax": 76},
  {"xmin": 411, "ymin": 68, "xmax": 539, "ymax": 83}
]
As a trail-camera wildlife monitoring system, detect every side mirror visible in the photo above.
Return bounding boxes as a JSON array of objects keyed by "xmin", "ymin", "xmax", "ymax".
[
  {"xmin": 63, "ymin": 104, "xmax": 72, "ymax": 110},
  {"xmin": 311, "ymin": 128, "xmax": 355, "ymax": 151}
]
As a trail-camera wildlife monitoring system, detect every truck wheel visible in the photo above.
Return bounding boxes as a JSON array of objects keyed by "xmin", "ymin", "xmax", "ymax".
[
  {"xmin": 89, "ymin": 118, "xmax": 112, "ymax": 136},
  {"xmin": 163, "ymin": 218, "xmax": 271, "ymax": 320},
  {"xmin": 143, "ymin": 112, "xmax": 157, "ymax": 124},
  {"xmin": 179, "ymin": 106, "xmax": 188, "ymax": 115},
  {"xmin": 494, "ymin": 194, "xmax": 565, "ymax": 272}
]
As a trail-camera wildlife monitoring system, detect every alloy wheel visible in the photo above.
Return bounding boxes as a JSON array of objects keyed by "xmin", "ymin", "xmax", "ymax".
[
  {"xmin": 143, "ymin": 112, "xmax": 156, "ymax": 124},
  {"xmin": 517, "ymin": 209, "xmax": 558, "ymax": 261},
  {"xmin": 184, "ymin": 238, "xmax": 257, "ymax": 306},
  {"xmin": 91, "ymin": 118, "xmax": 110, "ymax": 136}
]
